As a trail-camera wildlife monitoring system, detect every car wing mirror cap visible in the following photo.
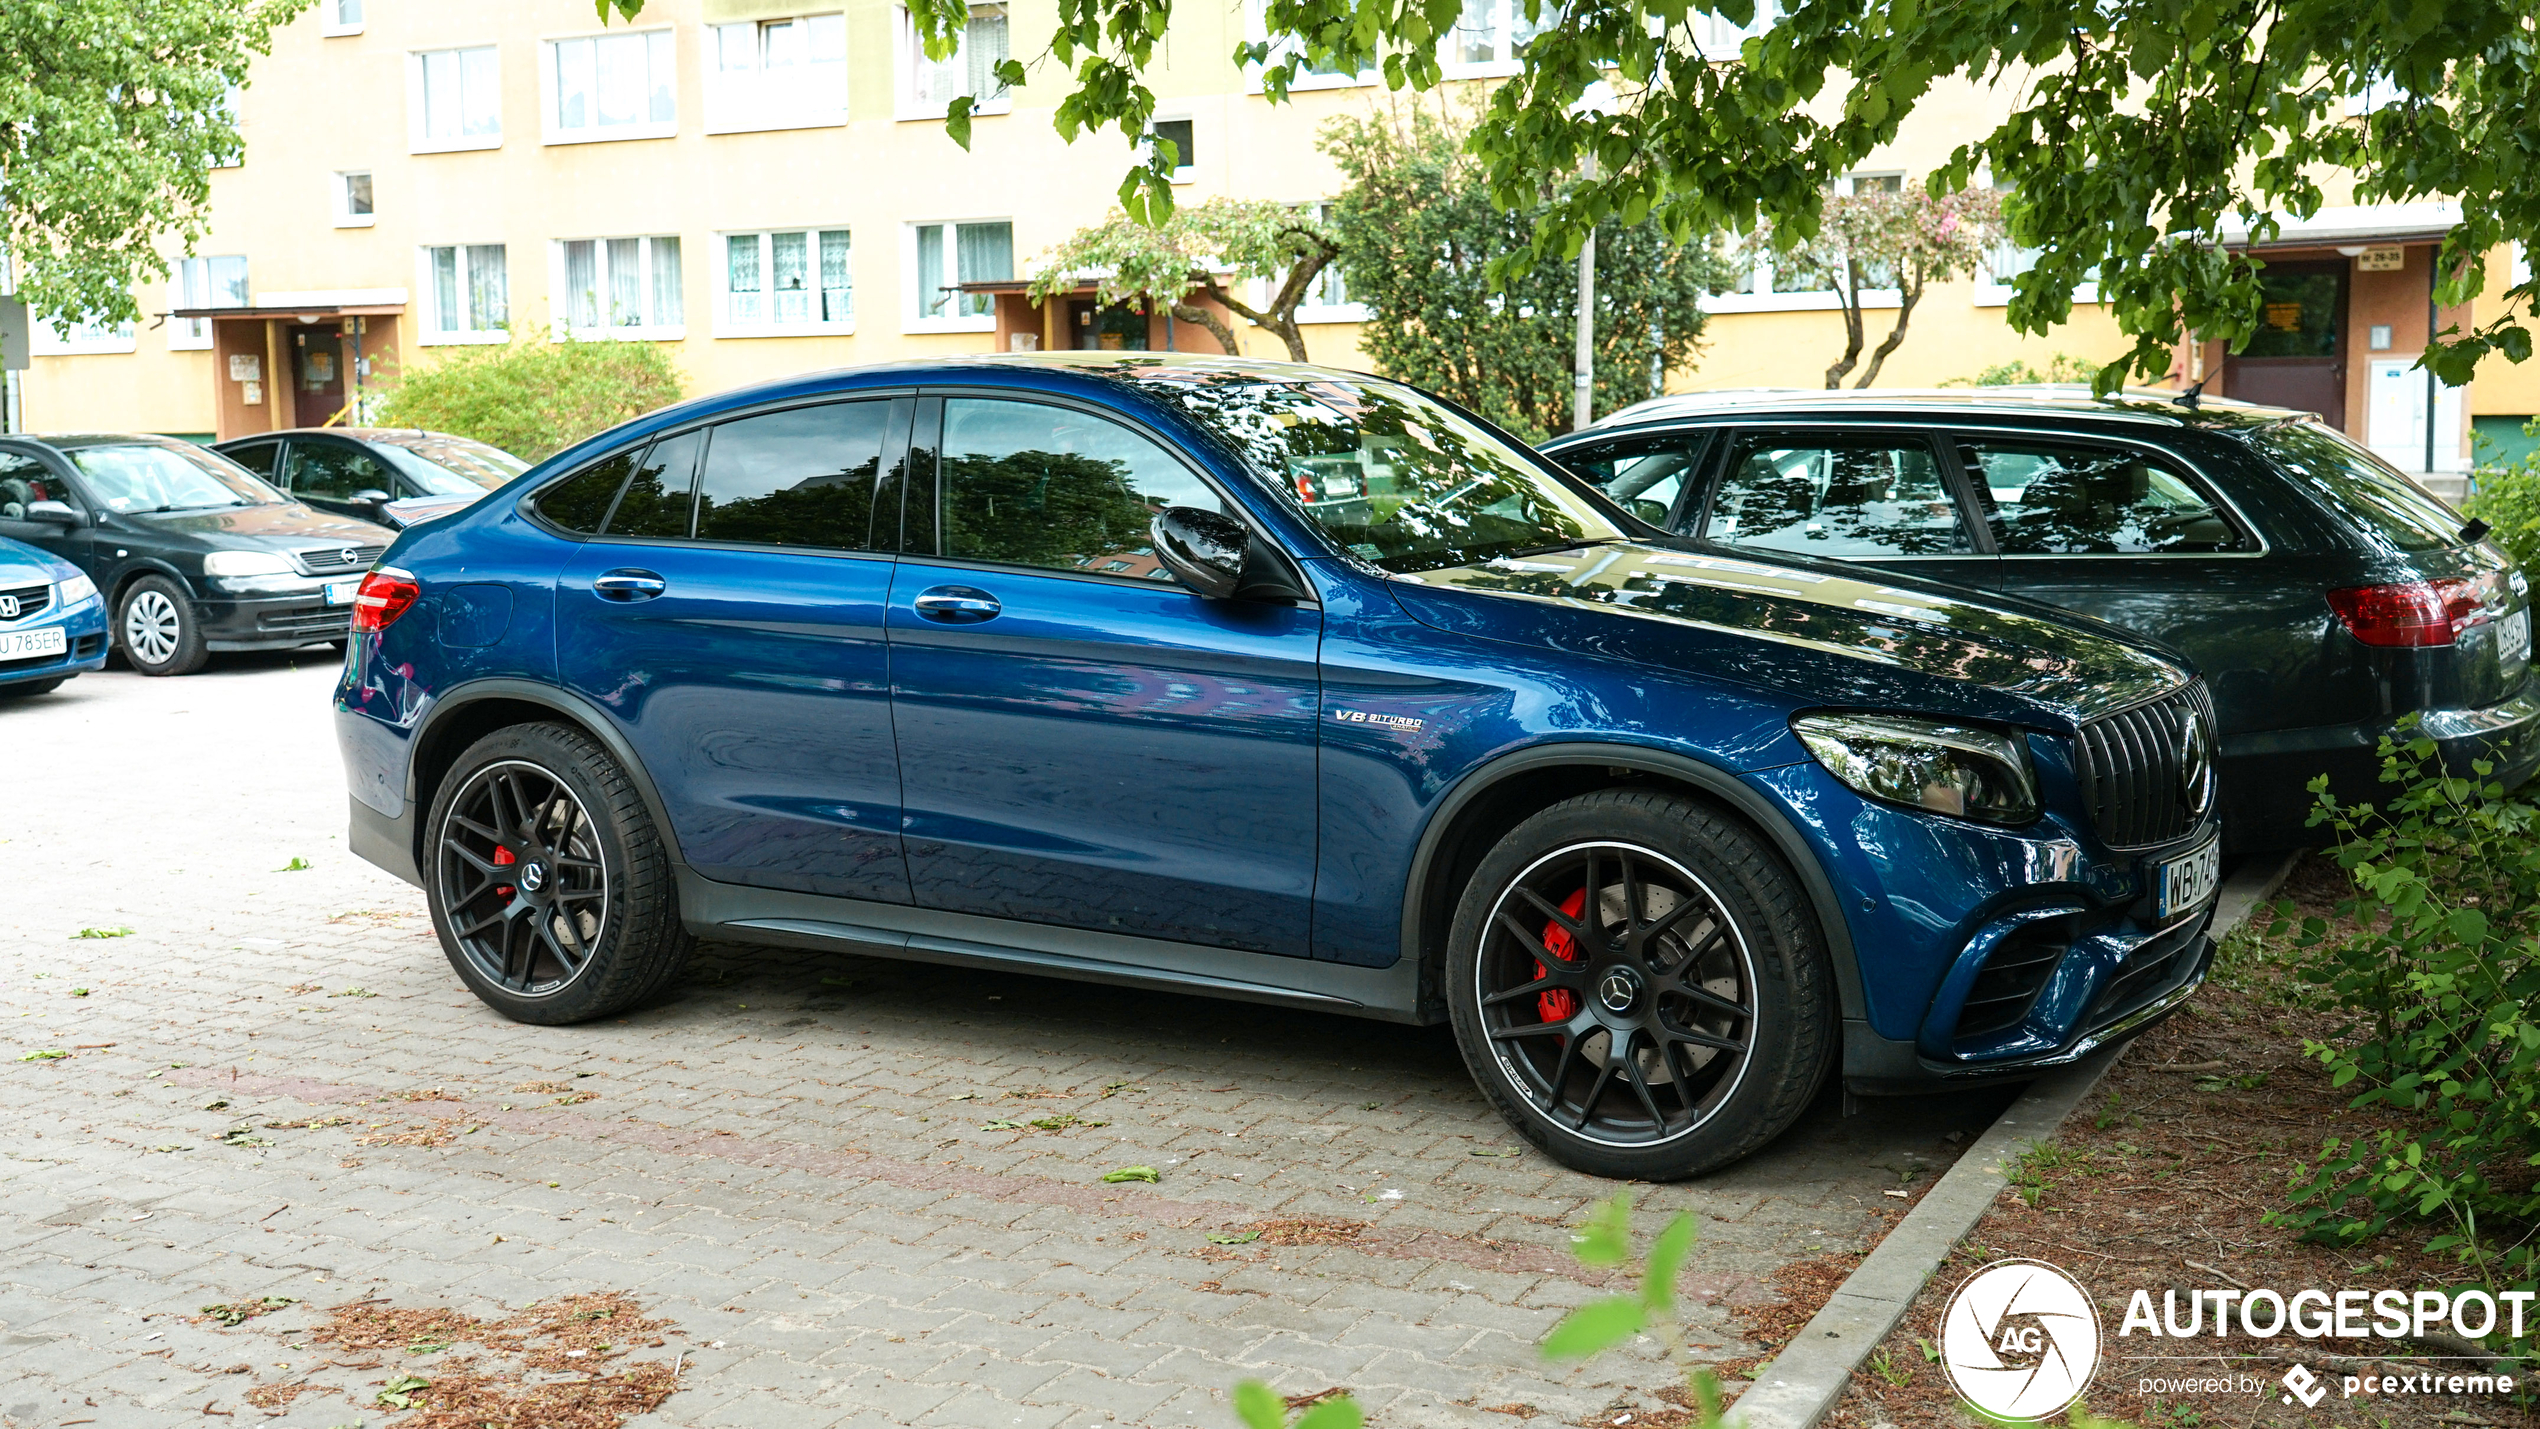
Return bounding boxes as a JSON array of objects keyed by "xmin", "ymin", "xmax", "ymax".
[
  {"xmin": 23, "ymin": 500, "xmax": 80, "ymax": 526},
  {"xmin": 1151, "ymin": 506, "xmax": 1308, "ymax": 604},
  {"xmin": 351, "ymin": 488, "xmax": 392, "ymax": 505}
]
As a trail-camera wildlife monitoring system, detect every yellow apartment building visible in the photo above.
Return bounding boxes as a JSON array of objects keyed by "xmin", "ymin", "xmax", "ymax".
[{"xmin": 16, "ymin": 0, "xmax": 2540, "ymax": 477}]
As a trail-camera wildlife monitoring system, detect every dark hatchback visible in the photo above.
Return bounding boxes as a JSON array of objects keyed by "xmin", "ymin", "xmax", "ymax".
[
  {"xmin": 335, "ymin": 354, "xmax": 2228, "ymax": 1180},
  {"xmin": 0, "ymin": 434, "xmax": 393, "ymax": 675},
  {"xmin": 1543, "ymin": 390, "xmax": 2535, "ymax": 849},
  {"xmin": 217, "ymin": 428, "xmax": 530, "ymax": 530}
]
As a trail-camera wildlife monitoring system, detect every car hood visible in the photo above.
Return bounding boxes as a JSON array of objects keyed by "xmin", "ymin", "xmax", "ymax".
[
  {"xmin": 0, "ymin": 535, "xmax": 71, "ymax": 587},
  {"xmin": 1385, "ymin": 541, "xmax": 2190, "ymax": 729},
  {"xmin": 123, "ymin": 502, "xmax": 392, "ymax": 547}
]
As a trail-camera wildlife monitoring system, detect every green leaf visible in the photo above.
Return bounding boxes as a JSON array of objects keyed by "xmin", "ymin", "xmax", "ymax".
[
  {"xmin": 1232, "ymin": 1380, "xmax": 1285, "ymax": 1429},
  {"xmin": 1207, "ymin": 1230, "xmax": 1262, "ymax": 1245},
  {"xmin": 1642, "ymin": 1213, "xmax": 1698, "ymax": 1313},
  {"xmin": 944, "ymin": 95, "xmax": 975, "ymax": 150},
  {"xmin": 1101, "ymin": 1165, "xmax": 1160, "ymax": 1183},
  {"xmin": 1571, "ymin": 1192, "xmax": 1633, "ymax": 1267},
  {"xmin": 1542, "ymin": 1296, "xmax": 1645, "ymax": 1360},
  {"xmin": 1294, "ymin": 1395, "xmax": 1365, "ymax": 1429}
]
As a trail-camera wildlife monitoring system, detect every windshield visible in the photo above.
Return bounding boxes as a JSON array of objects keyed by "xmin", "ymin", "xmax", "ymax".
[
  {"xmin": 1158, "ymin": 376, "xmax": 1626, "ymax": 574},
  {"xmin": 371, "ymin": 434, "xmax": 529, "ymax": 494},
  {"xmin": 69, "ymin": 443, "xmax": 283, "ymax": 513},
  {"xmin": 2239, "ymin": 419, "xmax": 2466, "ymax": 553}
]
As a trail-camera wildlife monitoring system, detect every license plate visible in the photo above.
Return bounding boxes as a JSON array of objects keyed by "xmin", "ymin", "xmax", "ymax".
[
  {"xmin": 2499, "ymin": 609, "xmax": 2531, "ymax": 669},
  {"xmin": 0, "ymin": 626, "xmax": 67, "ymax": 661},
  {"xmin": 323, "ymin": 580, "xmax": 360, "ymax": 606},
  {"xmin": 2156, "ymin": 836, "xmax": 2222, "ymax": 919}
]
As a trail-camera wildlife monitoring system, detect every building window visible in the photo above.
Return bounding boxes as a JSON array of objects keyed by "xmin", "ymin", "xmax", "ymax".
[
  {"xmin": 334, "ymin": 171, "xmax": 376, "ymax": 227},
  {"xmin": 907, "ymin": 221, "xmax": 1010, "ymax": 330},
  {"xmin": 1442, "ymin": 0, "xmax": 1546, "ymax": 76},
  {"xmin": 412, "ymin": 45, "xmax": 501, "ymax": 152},
  {"xmin": 545, "ymin": 29, "xmax": 677, "ymax": 143},
  {"xmin": 903, "ymin": 3, "xmax": 1009, "ymax": 118},
  {"xmin": 422, "ymin": 244, "xmax": 509, "ymax": 342},
  {"xmin": 29, "ymin": 311, "xmax": 138, "ymax": 358},
  {"xmin": 717, "ymin": 229, "xmax": 853, "ymax": 336},
  {"xmin": 321, "ymin": 0, "xmax": 364, "ymax": 38},
  {"xmin": 557, "ymin": 236, "xmax": 684, "ymax": 337},
  {"xmin": 1293, "ymin": 203, "xmax": 1363, "ymax": 323},
  {"xmin": 1149, "ymin": 118, "xmax": 1194, "ymax": 183},
  {"xmin": 1692, "ymin": 0, "xmax": 1778, "ymax": 57},
  {"xmin": 706, "ymin": 13, "xmax": 847, "ymax": 133},
  {"xmin": 210, "ymin": 84, "xmax": 245, "ymax": 168},
  {"xmin": 171, "ymin": 256, "xmax": 250, "ymax": 350},
  {"xmin": 1245, "ymin": 0, "xmax": 1378, "ymax": 90}
]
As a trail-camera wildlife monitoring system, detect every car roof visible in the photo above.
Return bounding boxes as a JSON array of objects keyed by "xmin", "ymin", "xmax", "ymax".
[
  {"xmin": 16, "ymin": 432, "xmax": 212, "ymax": 451},
  {"xmin": 1563, "ymin": 385, "xmax": 2313, "ymax": 439},
  {"xmin": 211, "ymin": 428, "xmax": 443, "ymax": 444},
  {"xmin": 675, "ymin": 352, "xmax": 1378, "ymax": 417}
]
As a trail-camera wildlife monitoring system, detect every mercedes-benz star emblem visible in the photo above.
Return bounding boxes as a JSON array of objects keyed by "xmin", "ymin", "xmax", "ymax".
[
  {"xmin": 1596, "ymin": 967, "xmax": 1640, "ymax": 1014},
  {"xmin": 519, "ymin": 863, "xmax": 547, "ymax": 893},
  {"xmin": 0, "ymin": 595, "xmax": 18, "ymax": 620},
  {"xmin": 2180, "ymin": 716, "xmax": 2215, "ymax": 818}
]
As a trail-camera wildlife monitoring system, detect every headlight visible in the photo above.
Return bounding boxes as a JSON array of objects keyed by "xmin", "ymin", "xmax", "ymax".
[
  {"xmin": 203, "ymin": 550, "xmax": 294, "ymax": 577},
  {"xmin": 1792, "ymin": 713, "xmax": 2039, "ymax": 826},
  {"xmin": 56, "ymin": 573, "xmax": 97, "ymax": 606}
]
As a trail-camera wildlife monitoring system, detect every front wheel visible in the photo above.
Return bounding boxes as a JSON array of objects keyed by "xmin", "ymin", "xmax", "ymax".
[
  {"xmin": 118, "ymin": 575, "xmax": 208, "ymax": 676},
  {"xmin": 423, "ymin": 722, "xmax": 692, "ymax": 1024},
  {"xmin": 1446, "ymin": 789, "xmax": 1834, "ymax": 1180}
]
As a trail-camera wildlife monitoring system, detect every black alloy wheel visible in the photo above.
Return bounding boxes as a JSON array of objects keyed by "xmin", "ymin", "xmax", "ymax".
[
  {"xmin": 424, "ymin": 723, "xmax": 692, "ymax": 1023},
  {"xmin": 1447, "ymin": 788, "xmax": 1832, "ymax": 1179}
]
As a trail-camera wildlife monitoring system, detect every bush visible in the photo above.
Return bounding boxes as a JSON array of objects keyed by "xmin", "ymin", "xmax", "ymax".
[
  {"xmin": 1938, "ymin": 352, "xmax": 2108, "ymax": 387},
  {"xmin": 375, "ymin": 334, "xmax": 684, "ymax": 463},
  {"xmin": 2465, "ymin": 421, "xmax": 2540, "ymax": 570},
  {"xmin": 2277, "ymin": 725, "xmax": 2540, "ymax": 1320}
]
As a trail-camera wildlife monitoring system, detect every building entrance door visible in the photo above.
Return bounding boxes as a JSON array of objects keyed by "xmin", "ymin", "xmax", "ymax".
[
  {"xmin": 2224, "ymin": 260, "xmax": 2348, "ymax": 427},
  {"xmin": 290, "ymin": 325, "xmax": 350, "ymax": 426}
]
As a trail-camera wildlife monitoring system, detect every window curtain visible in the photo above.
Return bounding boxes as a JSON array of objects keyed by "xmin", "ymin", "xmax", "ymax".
[
  {"xmin": 819, "ymin": 231, "xmax": 851, "ymax": 323},
  {"xmin": 608, "ymin": 237, "xmax": 643, "ymax": 325},
  {"xmin": 955, "ymin": 222, "xmax": 1011, "ymax": 317},
  {"xmin": 468, "ymin": 245, "xmax": 508, "ymax": 330},
  {"xmin": 565, "ymin": 240, "xmax": 600, "ymax": 329},
  {"xmin": 772, "ymin": 231, "xmax": 810, "ymax": 324},
  {"xmin": 651, "ymin": 237, "xmax": 683, "ymax": 328}
]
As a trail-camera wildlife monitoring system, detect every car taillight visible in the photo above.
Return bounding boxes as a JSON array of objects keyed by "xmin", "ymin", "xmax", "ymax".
[
  {"xmin": 349, "ymin": 567, "xmax": 421, "ymax": 634},
  {"xmin": 2325, "ymin": 578, "xmax": 2484, "ymax": 648}
]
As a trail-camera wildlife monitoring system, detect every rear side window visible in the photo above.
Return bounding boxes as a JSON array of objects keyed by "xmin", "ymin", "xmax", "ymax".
[
  {"xmin": 224, "ymin": 442, "xmax": 281, "ymax": 478},
  {"xmin": 694, "ymin": 401, "xmax": 892, "ymax": 551},
  {"xmin": 1962, "ymin": 441, "xmax": 2251, "ymax": 554},
  {"xmin": 607, "ymin": 430, "xmax": 704, "ymax": 539},
  {"xmin": 2240, "ymin": 420, "xmax": 2463, "ymax": 554},
  {"xmin": 1703, "ymin": 438, "xmax": 1972, "ymax": 556},
  {"xmin": 531, "ymin": 451, "xmax": 635, "ymax": 535}
]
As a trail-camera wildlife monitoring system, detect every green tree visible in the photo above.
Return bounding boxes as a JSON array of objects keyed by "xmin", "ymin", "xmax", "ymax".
[
  {"xmin": 1741, "ymin": 186, "xmax": 2004, "ymax": 388},
  {"xmin": 2, "ymin": 0, "xmax": 311, "ymax": 332},
  {"xmin": 375, "ymin": 335, "xmax": 685, "ymax": 462},
  {"xmin": 1323, "ymin": 100, "xmax": 1724, "ymax": 443},
  {"xmin": 1025, "ymin": 199, "xmax": 1341, "ymax": 360}
]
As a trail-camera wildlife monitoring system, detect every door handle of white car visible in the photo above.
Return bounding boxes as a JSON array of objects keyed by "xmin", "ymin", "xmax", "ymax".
[
  {"xmin": 594, "ymin": 569, "xmax": 666, "ymax": 601},
  {"xmin": 913, "ymin": 586, "xmax": 1000, "ymax": 623}
]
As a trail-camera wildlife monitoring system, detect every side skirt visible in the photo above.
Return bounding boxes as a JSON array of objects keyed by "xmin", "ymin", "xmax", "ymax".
[{"xmin": 676, "ymin": 873, "xmax": 1438, "ymax": 1025}]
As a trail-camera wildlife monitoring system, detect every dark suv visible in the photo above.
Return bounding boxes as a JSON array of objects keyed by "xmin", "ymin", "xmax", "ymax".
[
  {"xmin": 336, "ymin": 356, "xmax": 2221, "ymax": 1179},
  {"xmin": 1543, "ymin": 390, "xmax": 2534, "ymax": 849}
]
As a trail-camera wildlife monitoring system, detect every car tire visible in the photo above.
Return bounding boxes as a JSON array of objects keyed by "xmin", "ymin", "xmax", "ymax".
[
  {"xmin": 0, "ymin": 677, "xmax": 65, "ymax": 698},
  {"xmin": 117, "ymin": 575, "xmax": 209, "ymax": 677},
  {"xmin": 1446, "ymin": 788, "xmax": 1834, "ymax": 1180},
  {"xmin": 423, "ymin": 722, "xmax": 693, "ymax": 1025}
]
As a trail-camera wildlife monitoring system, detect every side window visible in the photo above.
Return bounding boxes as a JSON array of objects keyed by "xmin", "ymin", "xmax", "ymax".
[
  {"xmin": 1702, "ymin": 438, "xmax": 1971, "ymax": 556},
  {"xmin": 694, "ymin": 401, "xmax": 892, "ymax": 551},
  {"xmin": 225, "ymin": 442, "xmax": 281, "ymax": 479},
  {"xmin": 0, "ymin": 451, "xmax": 64, "ymax": 518},
  {"xmin": 531, "ymin": 450, "xmax": 636, "ymax": 535},
  {"xmin": 1966, "ymin": 441, "xmax": 2250, "ymax": 554},
  {"xmin": 606, "ymin": 429, "xmax": 703, "ymax": 539},
  {"xmin": 938, "ymin": 398, "xmax": 1220, "ymax": 575},
  {"xmin": 284, "ymin": 441, "xmax": 392, "ymax": 500},
  {"xmin": 1556, "ymin": 437, "xmax": 1703, "ymax": 528}
]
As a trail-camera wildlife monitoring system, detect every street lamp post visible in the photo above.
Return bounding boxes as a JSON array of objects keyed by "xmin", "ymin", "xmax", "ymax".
[{"xmin": 1569, "ymin": 81, "xmax": 1615, "ymax": 434}]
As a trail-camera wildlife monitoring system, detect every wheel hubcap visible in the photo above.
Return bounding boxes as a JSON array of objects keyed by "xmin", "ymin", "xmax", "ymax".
[
  {"xmin": 435, "ymin": 760, "xmax": 610, "ymax": 997},
  {"xmin": 1476, "ymin": 840, "xmax": 1758, "ymax": 1148},
  {"xmin": 124, "ymin": 590, "xmax": 180, "ymax": 664}
]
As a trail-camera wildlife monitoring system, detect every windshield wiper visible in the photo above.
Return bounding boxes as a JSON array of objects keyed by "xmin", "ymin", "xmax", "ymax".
[
  {"xmin": 1499, "ymin": 536, "xmax": 1628, "ymax": 561},
  {"xmin": 149, "ymin": 499, "xmax": 254, "ymax": 512}
]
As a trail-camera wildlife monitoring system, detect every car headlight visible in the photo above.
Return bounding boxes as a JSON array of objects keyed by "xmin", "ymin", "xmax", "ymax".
[
  {"xmin": 56, "ymin": 573, "xmax": 97, "ymax": 606},
  {"xmin": 203, "ymin": 550, "xmax": 294, "ymax": 577},
  {"xmin": 1792, "ymin": 713, "xmax": 2040, "ymax": 826}
]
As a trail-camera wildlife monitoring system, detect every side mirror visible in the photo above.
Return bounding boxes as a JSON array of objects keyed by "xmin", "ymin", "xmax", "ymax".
[
  {"xmin": 1150, "ymin": 507, "xmax": 1309, "ymax": 604},
  {"xmin": 22, "ymin": 500, "xmax": 80, "ymax": 526},
  {"xmin": 351, "ymin": 489, "xmax": 392, "ymax": 508}
]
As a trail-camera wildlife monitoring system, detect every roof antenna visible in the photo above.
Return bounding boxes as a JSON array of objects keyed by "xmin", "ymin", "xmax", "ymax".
[{"xmin": 2172, "ymin": 377, "xmax": 2207, "ymax": 411}]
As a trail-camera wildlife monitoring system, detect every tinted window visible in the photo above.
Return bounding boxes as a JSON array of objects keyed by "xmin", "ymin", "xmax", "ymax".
[
  {"xmin": 2240, "ymin": 419, "xmax": 2463, "ymax": 554},
  {"xmin": 284, "ymin": 440, "xmax": 395, "ymax": 500},
  {"xmin": 1967, "ymin": 441, "xmax": 2250, "ymax": 554},
  {"xmin": 1703, "ymin": 439, "xmax": 1970, "ymax": 556},
  {"xmin": 1559, "ymin": 438, "xmax": 1702, "ymax": 527},
  {"xmin": 224, "ymin": 442, "xmax": 281, "ymax": 478},
  {"xmin": 939, "ymin": 399, "xmax": 1216, "ymax": 575},
  {"xmin": 0, "ymin": 451, "xmax": 66, "ymax": 518},
  {"xmin": 532, "ymin": 452, "xmax": 635, "ymax": 535},
  {"xmin": 607, "ymin": 430, "xmax": 702, "ymax": 539},
  {"xmin": 694, "ymin": 401, "xmax": 891, "ymax": 551}
]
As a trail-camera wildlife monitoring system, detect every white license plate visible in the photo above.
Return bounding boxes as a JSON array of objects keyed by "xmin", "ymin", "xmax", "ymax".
[
  {"xmin": 323, "ymin": 580, "xmax": 360, "ymax": 606},
  {"xmin": 2156, "ymin": 836, "xmax": 2222, "ymax": 919},
  {"xmin": 0, "ymin": 626, "xmax": 67, "ymax": 661},
  {"xmin": 2500, "ymin": 609, "xmax": 2531, "ymax": 669}
]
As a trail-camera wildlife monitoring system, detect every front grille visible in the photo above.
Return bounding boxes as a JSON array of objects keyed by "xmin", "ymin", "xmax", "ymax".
[
  {"xmin": 0, "ymin": 582, "xmax": 51, "ymax": 622},
  {"xmin": 258, "ymin": 607, "xmax": 353, "ymax": 635},
  {"xmin": 1955, "ymin": 920, "xmax": 2072, "ymax": 1041},
  {"xmin": 291, "ymin": 544, "xmax": 388, "ymax": 577},
  {"xmin": 2073, "ymin": 683, "xmax": 2215, "ymax": 848},
  {"xmin": 73, "ymin": 634, "xmax": 104, "ymax": 659},
  {"xmin": 2085, "ymin": 916, "xmax": 2206, "ymax": 1025}
]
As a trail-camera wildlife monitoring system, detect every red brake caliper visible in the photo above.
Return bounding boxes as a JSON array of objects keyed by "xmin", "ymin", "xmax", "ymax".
[
  {"xmin": 1536, "ymin": 888, "xmax": 1586, "ymax": 1024},
  {"xmin": 493, "ymin": 845, "xmax": 516, "ymax": 902}
]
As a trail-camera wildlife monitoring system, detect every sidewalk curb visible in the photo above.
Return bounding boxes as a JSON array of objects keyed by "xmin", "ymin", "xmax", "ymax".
[{"xmin": 1729, "ymin": 850, "xmax": 2303, "ymax": 1429}]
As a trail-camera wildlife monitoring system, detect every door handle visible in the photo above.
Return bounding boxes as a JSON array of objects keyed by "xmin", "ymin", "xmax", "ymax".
[
  {"xmin": 593, "ymin": 568, "xmax": 666, "ymax": 601},
  {"xmin": 913, "ymin": 585, "xmax": 1000, "ymax": 623}
]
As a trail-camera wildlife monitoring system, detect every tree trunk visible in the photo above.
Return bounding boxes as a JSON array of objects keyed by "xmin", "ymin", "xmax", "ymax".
[
  {"xmin": 1824, "ymin": 259, "xmax": 1868, "ymax": 388},
  {"xmin": 1173, "ymin": 302, "xmax": 1244, "ymax": 356},
  {"xmin": 1850, "ymin": 272, "xmax": 1926, "ymax": 388},
  {"xmin": 1208, "ymin": 232, "xmax": 1338, "ymax": 365}
]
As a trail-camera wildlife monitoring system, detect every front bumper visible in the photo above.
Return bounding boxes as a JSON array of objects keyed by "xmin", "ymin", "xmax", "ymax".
[
  {"xmin": 0, "ymin": 593, "xmax": 110, "ymax": 686},
  {"xmin": 2220, "ymin": 689, "xmax": 2540, "ymax": 849},
  {"xmin": 195, "ymin": 582, "xmax": 357, "ymax": 652}
]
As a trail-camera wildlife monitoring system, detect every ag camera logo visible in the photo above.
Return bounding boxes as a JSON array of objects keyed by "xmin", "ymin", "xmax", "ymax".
[{"xmin": 1940, "ymin": 1258, "xmax": 2102, "ymax": 1419}]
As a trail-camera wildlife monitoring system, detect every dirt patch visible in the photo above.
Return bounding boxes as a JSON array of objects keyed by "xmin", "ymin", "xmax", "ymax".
[
  {"xmin": 356, "ymin": 1116, "xmax": 477, "ymax": 1148},
  {"xmin": 1247, "ymin": 1215, "xmax": 1370, "ymax": 1246}
]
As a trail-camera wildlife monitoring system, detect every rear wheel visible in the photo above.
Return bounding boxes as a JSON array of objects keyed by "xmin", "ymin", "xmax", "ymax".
[
  {"xmin": 118, "ymin": 575, "xmax": 208, "ymax": 676},
  {"xmin": 1446, "ymin": 789, "xmax": 1833, "ymax": 1180},
  {"xmin": 423, "ymin": 722, "xmax": 692, "ymax": 1024}
]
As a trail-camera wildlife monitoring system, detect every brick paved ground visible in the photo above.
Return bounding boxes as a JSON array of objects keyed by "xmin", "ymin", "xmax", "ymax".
[{"xmin": 0, "ymin": 653, "xmax": 2011, "ymax": 1429}]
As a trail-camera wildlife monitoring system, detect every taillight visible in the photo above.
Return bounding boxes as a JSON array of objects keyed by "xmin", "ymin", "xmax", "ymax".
[
  {"xmin": 1293, "ymin": 471, "xmax": 1319, "ymax": 502},
  {"xmin": 349, "ymin": 567, "xmax": 421, "ymax": 634},
  {"xmin": 2325, "ymin": 578, "xmax": 2485, "ymax": 648}
]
